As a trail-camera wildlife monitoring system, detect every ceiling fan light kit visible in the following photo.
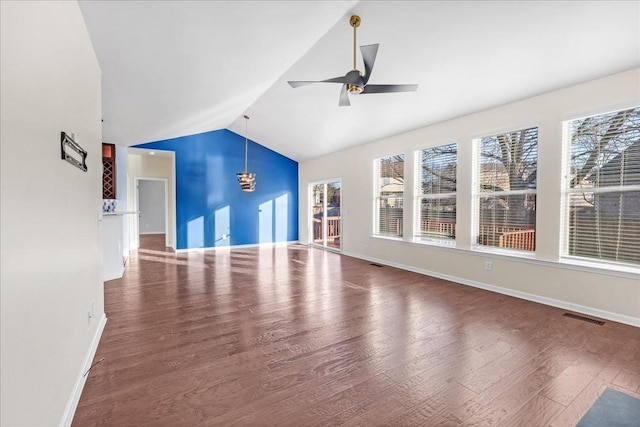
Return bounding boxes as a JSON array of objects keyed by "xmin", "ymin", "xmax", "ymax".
[
  {"xmin": 236, "ymin": 115, "xmax": 256, "ymax": 192},
  {"xmin": 288, "ymin": 15, "xmax": 418, "ymax": 107}
]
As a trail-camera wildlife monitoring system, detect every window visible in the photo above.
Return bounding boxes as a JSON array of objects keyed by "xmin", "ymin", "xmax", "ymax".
[
  {"xmin": 476, "ymin": 127, "xmax": 538, "ymax": 251},
  {"xmin": 416, "ymin": 143, "xmax": 457, "ymax": 244},
  {"xmin": 565, "ymin": 107, "xmax": 640, "ymax": 266},
  {"xmin": 375, "ymin": 154, "xmax": 404, "ymax": 237}
]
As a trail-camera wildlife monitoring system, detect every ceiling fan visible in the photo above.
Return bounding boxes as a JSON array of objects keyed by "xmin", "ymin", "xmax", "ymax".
[{"xmin": 287, "ymin": 15, "xmax": 418, "ymax": 107}]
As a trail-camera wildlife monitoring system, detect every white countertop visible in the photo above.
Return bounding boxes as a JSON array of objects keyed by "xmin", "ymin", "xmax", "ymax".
[{"xmin": 103, "ymin": 211, "xmax": 138, "ymax": 216}]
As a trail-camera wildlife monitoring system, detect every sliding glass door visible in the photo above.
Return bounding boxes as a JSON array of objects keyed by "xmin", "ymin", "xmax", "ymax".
[{"xmin": 310, "ymin": 181, "xmax": 341, "ymax": 250}]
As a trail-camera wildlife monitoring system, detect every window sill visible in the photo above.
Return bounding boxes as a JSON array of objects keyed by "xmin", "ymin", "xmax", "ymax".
[
  {"xmin": 471, "ymin": 245, "xmax": 537, "ymax": 260},
  {"xmin": 413, "ymin": 238, "xmax": 457, "ymax": 249},
  {"xmin": 560, "ymin": 256, "xmax": 640, "ymax": 277},
  {"xmin": 371, "ymin": 234, "xmax": 404, "ymax": 242}
]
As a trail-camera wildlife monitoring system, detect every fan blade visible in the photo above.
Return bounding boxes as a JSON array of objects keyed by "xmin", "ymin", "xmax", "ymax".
[
  {"xmin": 338, "ymin": 84, "xmax": 350, "ymax": 107},
  {"xmin": 361, "ymin": 84, "xmax": 418, "ymax": 94},
  {"xmin": 288, "ymin": 75, "xmax": 355, "ymax": 88},
  {"xmin": 360, "ymin": 44, "xmax": 379, "ymax": 85},
  {"xmin": 288, "ymin": 81, "xmax": 319, "ymax": 88}
]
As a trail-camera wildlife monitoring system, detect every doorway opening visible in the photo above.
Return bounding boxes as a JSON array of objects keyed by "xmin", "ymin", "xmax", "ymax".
[
  {"xmin": 310, "ymin": 180, "xmax": 341, "ymax": 251},
  {"xmin": 136, "ymin": 177, "xmax": 169, "ymax": 250}
]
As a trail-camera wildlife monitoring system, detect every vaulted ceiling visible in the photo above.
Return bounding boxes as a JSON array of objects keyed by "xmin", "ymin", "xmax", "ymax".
[{"xmin": 79, "ymin": 1, "xmax": 640, "ymax": 161}]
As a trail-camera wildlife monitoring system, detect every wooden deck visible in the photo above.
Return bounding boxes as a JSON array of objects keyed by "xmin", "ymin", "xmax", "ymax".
[{"xmin": 74, "ymin": 243, "xmax": 640, "ymax": 426}]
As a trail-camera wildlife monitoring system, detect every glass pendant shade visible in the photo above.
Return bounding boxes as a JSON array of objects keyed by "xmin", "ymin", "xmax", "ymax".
[
  {"xmin": 237, "ymin": 115, "xmax": 256, "ymax": 192},
  {"xmin": 236, "ymin": 171, "xmax": 256, "ymax": 192}
]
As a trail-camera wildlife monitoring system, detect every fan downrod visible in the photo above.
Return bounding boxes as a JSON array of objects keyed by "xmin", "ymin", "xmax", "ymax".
[
  {"xmin": 286, "ymin": 12, "xmax": 417, "ymax": 106},
  {"xmin": 348, "ymin": 14, "xmax": 363, "ymax": 93}
]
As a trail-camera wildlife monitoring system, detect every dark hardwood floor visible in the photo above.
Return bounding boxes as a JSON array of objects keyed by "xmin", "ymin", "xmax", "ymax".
[
  {"xmin": 139, "ymin": 233, "xmax": 171, "ymax": 252},
  {"xmin": 73, "ymin": 242, "xmax": 640, "ymax": 426}
]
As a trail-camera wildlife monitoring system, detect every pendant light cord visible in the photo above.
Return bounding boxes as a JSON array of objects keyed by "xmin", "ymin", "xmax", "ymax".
[{"xmin": 244, "ymin": 115, "xmax": 249, "ymax": 172}]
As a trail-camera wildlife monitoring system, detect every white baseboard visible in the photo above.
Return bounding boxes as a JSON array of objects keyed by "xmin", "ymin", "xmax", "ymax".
[
  {"xmin": 342, "ymin": 250, "xmax": 640, "ymax": 328},
  {"xmin": 60, "ymin": 314, "xmax": 107, "ymax": 427},
  {"xmin": 175, "ymin": 240, "xmax": 300, "ymax": 253}
]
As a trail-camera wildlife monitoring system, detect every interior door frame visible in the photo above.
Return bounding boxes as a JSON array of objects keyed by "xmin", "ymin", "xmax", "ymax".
[
  {"xmin": 135, "ymin": 177, "xmax": 169, "ymax": 248},
  {"xmin": 308, "ymin": 178, "xmax": 342, "ymax": 252}
]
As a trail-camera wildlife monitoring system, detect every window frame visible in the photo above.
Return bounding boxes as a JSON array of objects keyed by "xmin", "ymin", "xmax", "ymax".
[
  {"xmin": 373, "ymin": 154, "xmax": 405, "ymax": 239},
  {"xmin": 561, "ymin": 106, "xmax": 640, "ymax": 268},
  {"xmin": 414, "ymin": 142, "xmax": 458, "ymax": 246},
  {"xmin": 473, "ymin": 126, "xmax": 539, "ymax": 254}
]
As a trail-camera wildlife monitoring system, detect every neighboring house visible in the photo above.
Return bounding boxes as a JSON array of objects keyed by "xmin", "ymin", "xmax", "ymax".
[{"xmin": 595, "ymin": 139, "xmax": 640, "ymax": 216}]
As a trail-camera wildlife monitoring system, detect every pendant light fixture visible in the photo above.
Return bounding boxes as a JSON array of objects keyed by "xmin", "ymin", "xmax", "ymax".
[{"xmin": 236, "ymin": 115, "xmax": 256, "ymax": 192}]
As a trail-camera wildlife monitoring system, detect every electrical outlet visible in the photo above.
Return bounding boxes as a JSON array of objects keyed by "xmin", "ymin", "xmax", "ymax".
[{"xmin": 484, "ymin": 261, "xmax": 493, "ymax": 271}]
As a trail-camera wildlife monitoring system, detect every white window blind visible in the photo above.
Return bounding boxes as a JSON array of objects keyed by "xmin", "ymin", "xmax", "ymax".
[
  {"xmin": 476, "ymin": 127, "xmax": 538, "ymax": 251},
  {"xmin": 416, "ymin": 143, "xmax": 457, "ymax": 243},
  {"xmin": 565, "ymin": 107, "xmax": 640, "ymax": 266},
  {"xmin": 375, "ymin": 154, "xmax": 404, "ymax": 237}
]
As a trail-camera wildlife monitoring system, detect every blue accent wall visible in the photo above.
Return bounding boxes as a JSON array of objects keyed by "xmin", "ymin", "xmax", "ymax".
[{"xmin": 135, "ymin": 129, "xmax": 298, "ymax": 250}]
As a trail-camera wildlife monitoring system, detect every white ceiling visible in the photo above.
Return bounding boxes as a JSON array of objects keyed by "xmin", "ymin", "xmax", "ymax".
[{"xmin": 79, "ymin": 1, "xmax": 640, "ymax": 161}]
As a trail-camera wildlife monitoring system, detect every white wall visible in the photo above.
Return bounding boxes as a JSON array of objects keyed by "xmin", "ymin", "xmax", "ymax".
[
  {"xmin": 138, "ymin": 179, "xmax": 167, "ymax": 234},
  {"xmin": 127, "ymin": 152, "xmax": 176, "ymax": 249},
  {"xmin": 115, "ymin": 145, "xmax": 130, "ymax": 255},
  {"xmin": 299, "ymin": 69, "xmax": 640, "ymax": 325},
  {"xmin": 0, "ymin": 1, "xmax": 105, "ymax": 426}
]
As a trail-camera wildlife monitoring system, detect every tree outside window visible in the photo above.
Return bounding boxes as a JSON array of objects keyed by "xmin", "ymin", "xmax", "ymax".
[{"xmin": 566, "ymin": 107, "xmax": 640, "ymax": 265}]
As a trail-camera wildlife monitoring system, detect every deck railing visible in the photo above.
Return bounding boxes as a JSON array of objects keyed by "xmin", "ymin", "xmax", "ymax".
[
  {"xmin": 420, "ymin": 219, "xmax": 456, "ymax": 237},
  {"xmin": 476, "ymin": 225, "xmax": 536, "ymax": 250},
  {"xmin": 317, "ymin": 217, "xmax": 536, "ymax": 251},
  {"xmin": 389, "ymin": 219, "xmax": 537, "ymax": 251},
  {"xmin": 313, "ymin": 216, "xmax": 341, "ymax": 242},
  {"xmin": 498, "ymin": 229, "xmax": 536, "ymax": 251}
]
